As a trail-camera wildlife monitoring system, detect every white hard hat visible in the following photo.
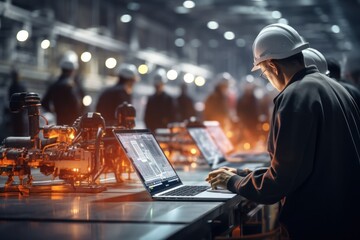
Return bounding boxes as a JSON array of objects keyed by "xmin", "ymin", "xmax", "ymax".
[
  {"xmin": 252, "ymin": 23, "xmax": 309, "ymax": 71},
  {"xmin": 153, "ymin": 68, "xmax": 167, "ymax": 84},
  {"xmin": 303, "ymin": 48, "xmax": 328, "ymax": 74},
  {"xmin": 60, "ymin": 50, "xmax": 79, "ymax": 70},
  {"xmin": 116, "ymin": 63, "xmax": 139, "ymax": 80}
]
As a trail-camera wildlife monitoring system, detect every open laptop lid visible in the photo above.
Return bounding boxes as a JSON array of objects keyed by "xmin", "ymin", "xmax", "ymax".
[
  {"xmin": 113, "ymin": 129, "xmax": 183, "ymax": 196},
  {"xmin": 203, "ymin": 121, "xmax": 235, "ymax": 155},
  {"xmin": 186, "ymin": 126, "xmax": 227, "ymax": 167}
]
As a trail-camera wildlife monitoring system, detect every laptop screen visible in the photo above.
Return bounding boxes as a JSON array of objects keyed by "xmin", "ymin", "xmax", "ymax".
[
  {"xmin": 113, "ymin": 130, "xmax": 182, "ymax": 195},
  {"xmin": 205, "ymin": 123, "xmax": 234, "ymax": 155},
  {"xmin": 187, "ymin": 127, "xmax": 225, "ymax": 166}
]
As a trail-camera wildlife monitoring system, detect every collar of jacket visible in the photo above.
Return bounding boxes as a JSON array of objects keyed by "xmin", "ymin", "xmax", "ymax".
[{"xmin": 273, "ymin": 66, "xmax": 319, "ymax": 103}]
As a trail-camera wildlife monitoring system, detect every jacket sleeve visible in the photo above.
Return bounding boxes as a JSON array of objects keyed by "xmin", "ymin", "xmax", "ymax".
[{"xmin": 228, "ymin": 109, "xmax": 318, "ymax": 204}]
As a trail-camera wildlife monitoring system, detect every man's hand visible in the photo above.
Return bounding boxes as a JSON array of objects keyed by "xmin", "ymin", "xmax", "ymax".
[
  {"xmin": 206, "ymin": 168, "xmax": 236, "ymax": 190},
  {"xmin": 219, "ymin": 166, "xmax": 237, "ymax": 174}
]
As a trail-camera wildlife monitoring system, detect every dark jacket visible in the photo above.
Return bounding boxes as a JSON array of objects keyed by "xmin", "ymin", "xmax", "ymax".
[
  {"xmin": 95, "ymin": 84, "xmax": 131, "ymax": 126},
  {"xmin": 144, "ymin": 92, "xmax": 176, "ymax": 132},
  {"xmin": 227, "ymin": 67, "xmax": 360, "ymax": 239},
  {"xmin": 177, "ymin": 93, "xmax": 196, "ymax": 121},
  {"xmin": 42, "ymin": 75, "xmax": 84, "ymax": 125}
]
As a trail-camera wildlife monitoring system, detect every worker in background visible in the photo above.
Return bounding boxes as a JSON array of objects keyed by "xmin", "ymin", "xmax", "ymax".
[
  {"xmin": 326, "ymin": 57, "xmax": 360, "ymax": 109},
  {"xmin": 42, "ymin": 50, "xmax": 85, "ymax": 125},
  {"xmin": 343, "ymin": 53, "xmax": 360, "ymax": 90},
  {"xmin": 95, "ymin": 63, "xmax": 139, "ymax": 126},
  {"xmin": 303, "ymin": 48, "xmax": 360, "ymax": 109},
  {"xmin": 236, "ymin": 82, "xmax": 261, "ymax": 147},
  {"xmin": 144, "ymin": 68, "xmax": 177, "ymax": 132},
  {"xmin": 203, "ymin": 72, "xmax": 236, "ymax": 133},
  {"xmin": 176, "ymin": 83, "xmax": 196, "ymax": 122},
  {"xmin": 206, "ymin": 23, "xmax": 360, "ymax": 239},
  {"xmin": 302, "ymin": 48, "xmax": 329, "ymax": 75},
  {"xmin": 2, "ymin": 68, "xmax": 28, "ymax": 137}
]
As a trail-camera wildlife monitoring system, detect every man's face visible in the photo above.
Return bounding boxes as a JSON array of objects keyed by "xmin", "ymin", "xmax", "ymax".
[{"xmin": 260, "ymin": 61, "xmax": 284, "ymax": 91}]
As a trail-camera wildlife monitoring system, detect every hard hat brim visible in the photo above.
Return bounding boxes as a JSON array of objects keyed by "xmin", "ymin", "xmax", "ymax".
[{"xmin": 251, "ymin": 65, "xmax": 261, "ymax": 72}]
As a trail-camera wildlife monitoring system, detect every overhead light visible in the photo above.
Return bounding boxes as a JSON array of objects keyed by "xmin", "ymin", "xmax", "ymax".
[
  {"xmin": 175, "ymin": 27, "xmax": 186, "ymax": 36},
  {"xmin": 167, "ymin": 70, "xmax": 178, "ymax": 80},
  {"xmin": 105, "ymin": 57, "xmax": 117, "ymax": 69},
  {"xmin": 120, "ymin": 14, "xmax": 132, "ymax": 23},
  {"xmin": 81, "ymin": 51, "xmax": 92, "ymax": 62},
  {"xmin": 190, "ymin": 39, "xmax": 201, "ymax": 48},
  {"xmin": 236, "ymin": 38, "xmax": 246, "ymax": 47},
  {"xmin": 184, "ymin": 73, "xmax": 195, "ymax": 83},
  {"xmin": 278, "ymin": 18, "xmax": 288, "ymax": 24},
  {"xmin": 331, "ymin": 25, "xmax": 340, "ymax": 33},
  {"xmin": 82, "ymin": 95, "xmax": 92, "ymax": 106},
  {"xmin": 16, "ymin": 29, "xmax": 29, "ymax": 42},
  {"xmin": 271, "ymin": 11, "xmax": 282, "ymax": 19},
  {"xmin": 175, "ymin": 6, "xmax": 190, "ymax": 14},
  {"xmin": 183, "ymin": 1, "xmax": 195, "ymax": 9},
  {"xmin": 138, "ymin": 64, "xmax": 149, "ymax": 74},
  {"xmin": 194, "ymin": 76, "xmax": 206, "ymax": 86},
  {"xmin": 207, "ymin": 21, "xmax": 219, "ymax": 30},
  {"xmin": 224, "ymin": 31, "xmax": 235, "ymax": 40},
  {"xmin": 175, "ymin": 38, "xmax": 185, "ymax": 47},
  {"xmin": 40, "ymin": 39, "xmax": 51, "ymax": 49}
]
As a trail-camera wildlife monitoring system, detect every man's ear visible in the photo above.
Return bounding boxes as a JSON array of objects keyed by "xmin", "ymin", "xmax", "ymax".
[{"xmin": 268, "ymin": 60, "xmax": 279, "ymax": 76}]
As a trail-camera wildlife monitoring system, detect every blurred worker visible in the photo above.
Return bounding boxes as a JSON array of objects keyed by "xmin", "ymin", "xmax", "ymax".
[
  {"xmin": 176, "ymin": 83, "xmax": 196, "ymax": 122},
  {"xmin": 302, "ymin": 48, "xmax": 329, "ymax": 75},
  {"xmin": 96, "ymin": 63, "xmax": 139, "ymax": 126},
  {"xmin": 3, "ymin": 68, "xmax": 28, "ymax": 136},
  {"xmin": 144, "ymin": 69, "xmax": 177, "ymax": 132},
  {"xmin": 303, "ymin": 48, "xmax": 360, "ymax": 109},
  {"xmin": 326, "ymin": 57, "xmax": 360, "ymax": 108},
  {"xmin": 203, "ymin": 72, "xmax": 235, "ymax": 132},
  {"xmin": 343, "ymin": 53, "xmax": 360, "ymax": 89},
  {"xmin": 236, "ymin": 82, "xmax": 261, "ymax": 145},
  {"xmin": 207, "ymin": 23, "xmax": 360, "ymax": 239},
  {"xmin": 42, "ymin": 51, "xmax": 85, "ymax": 125}
]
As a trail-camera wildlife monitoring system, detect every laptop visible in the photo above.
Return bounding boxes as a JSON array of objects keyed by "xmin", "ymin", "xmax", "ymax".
[
  {"xmin": 186, "ymin": 126, "xmax": 270, "ymax": 170},
  {"xmin": 112, "ymin": 129, "xmax": 237, "ymax": 201}
]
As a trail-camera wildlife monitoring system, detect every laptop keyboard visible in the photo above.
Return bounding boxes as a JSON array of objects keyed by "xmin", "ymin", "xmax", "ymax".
[{"xmin": 160, "ymin": 185, "xmax": 209, "ymax": 196}]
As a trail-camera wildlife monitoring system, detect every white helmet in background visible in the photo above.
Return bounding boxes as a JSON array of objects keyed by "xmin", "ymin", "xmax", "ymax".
[
  {"xmin": 252, "ymin": 23, "xmax": 309, "ymax": 71},
  {"xmin": 153, "ymin": 68, "xmax": 167, "ymax": 85},
  {"xmin": 303, "ymin": 48, "xmax": 328, "ymax": 74},
  {"xmin": 60, "ymin": 50, "xmax": 79, "ymax": 70},
  {"xmin": 116, "ymin": 63, "xmax": 139, "ymax": 81}
]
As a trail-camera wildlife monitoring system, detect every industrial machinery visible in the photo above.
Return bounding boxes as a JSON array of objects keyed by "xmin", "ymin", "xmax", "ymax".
[{"xmin": 0, "ymin": 92, "xmax": 135, "ymax": 192}]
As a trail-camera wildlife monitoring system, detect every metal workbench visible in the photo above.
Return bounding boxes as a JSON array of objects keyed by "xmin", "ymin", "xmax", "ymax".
[{"xmin": 0, "ymin": 167, "xmax": 244, "ymax": 240}]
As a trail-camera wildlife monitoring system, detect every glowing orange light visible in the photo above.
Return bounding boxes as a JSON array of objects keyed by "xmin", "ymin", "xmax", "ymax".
[
  {"xmin": 69, "ymin": 133, "xmax": 75, "ymax": 139},
  {"xmin": 262, "ymin": 123, "xmax": 270, "ymax": 131},
  {"xmin": 243, "ymin": 142, "xmax": 251, "ymax": 150},
  {"xmin": 191, "ymin": 162, "xmax": 197, "ymax": 168},
  {"xmin": 226, "ymin": 131, "xmax": 233, "ymax": 138},
  {"xmin": 190, "ymin": 148, "xmax": 197, "ymax": 155},
  {"xmin": 164, "ymin": 150, "xmax": 170, "ymax": 158},
  {"xmin": 72, "ymin": 168, "xmax": 79, "ymax": 172}
]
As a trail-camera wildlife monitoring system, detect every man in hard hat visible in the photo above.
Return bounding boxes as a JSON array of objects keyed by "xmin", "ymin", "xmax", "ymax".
[
  {"xmin": 95, "ymin": 63, "xmax": 139, "ymax": 126},
  {"xmin": 42, "ymin": 50, "xmax": 85, "ymax": 125},
  {"xmin": 207, "ymin": 23, "xmax": 360, "ymax": 239},
  {"xmin": 303, "ymin": 48, "xmax": 360, "ymax": 110},
  {"xmin": 302, "ymin": 47, "xmax": 329, "ymax": 75},
  {"xmin": 144, "ymin": 68, "xmax": 177, "ymax": 132}
]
